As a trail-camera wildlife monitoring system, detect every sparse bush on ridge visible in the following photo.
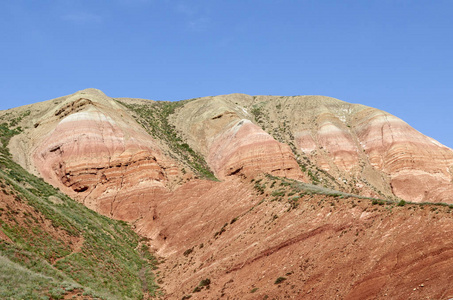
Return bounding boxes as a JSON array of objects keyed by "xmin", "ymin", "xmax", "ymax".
[
  {"xmin": 116, "ymin": 99, "xmax": 217, "ymax": 181},
  {"xmin": 261, "ymin": 174, "xmax": 452, "ymax": 212},
  {"xmin": 397, "ymin": 200, "xmax": 407, "ymax": 206},
  {"xmin": 183, "ymin": 247, "xmax": 194, "ymax": 257},
  {"xmin": 192, "ymin": 278, "xmax": 211, "ymax": 293}
]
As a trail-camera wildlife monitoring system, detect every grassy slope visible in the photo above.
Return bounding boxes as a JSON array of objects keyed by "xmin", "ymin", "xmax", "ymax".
[
  {"xmin": 0, "ymin": 112, "xmax": 159, "ymax": 299},
  {"xmin": 116, "ymin": 99, "xmax": 217, "ymax": 181}
]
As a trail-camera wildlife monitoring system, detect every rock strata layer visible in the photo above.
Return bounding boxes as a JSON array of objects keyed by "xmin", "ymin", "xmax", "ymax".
[
  {"xmin": 170, "ymin": 94, "xmax": 453, "ymax": 204},
  {"xmin": 4, "ymin": 88, "xmax": 453, "ymax": 299},
  {"xmin": 30, "ymin": 89, "xmax": 183, "ymax": 214}
]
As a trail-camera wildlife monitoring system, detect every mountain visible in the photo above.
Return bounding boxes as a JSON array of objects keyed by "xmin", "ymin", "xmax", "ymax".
[{"xmin": 2, "ymin": 88, "xmax": 453, "ymax": 299}]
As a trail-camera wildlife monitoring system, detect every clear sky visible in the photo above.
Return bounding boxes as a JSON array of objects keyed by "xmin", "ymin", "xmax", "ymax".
[{"xmin": 1, "ymin": 1, "xmax": 452, "ymax": 148}]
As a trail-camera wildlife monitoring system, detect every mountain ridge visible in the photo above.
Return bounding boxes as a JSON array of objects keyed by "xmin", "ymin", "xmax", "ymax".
[
  {"xmin": 9, "ymin": 88, "xmax": 452, "ymax": 204},
  {"xmin": 2, "ymin": 88, "xmax": 453, "ymax": 299}
]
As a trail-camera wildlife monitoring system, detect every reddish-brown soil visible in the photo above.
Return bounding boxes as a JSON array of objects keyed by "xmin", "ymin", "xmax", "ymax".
[
  {"xmin": 62, "ymin": 289, "xmax": 96, "ymax": 300},
  {"xmin": 0, "ymin": 178, "xmax": 82, "ymax": 257},
  {"xmin": 142, "ymin": 175, "xmax": 453, "ymax": 299},
  {"xmin": 5, "ymin": 89, "xmax": 453, "ymax": 299}
]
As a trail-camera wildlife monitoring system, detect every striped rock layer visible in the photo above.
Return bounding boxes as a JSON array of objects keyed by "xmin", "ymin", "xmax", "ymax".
[
  {"xmin": 5, "ymin": 88, "xmax": 453, "ymax": 298},
  {"xmin": 21, "ymin": 90, "xmax": 453, "ymax": 214}
]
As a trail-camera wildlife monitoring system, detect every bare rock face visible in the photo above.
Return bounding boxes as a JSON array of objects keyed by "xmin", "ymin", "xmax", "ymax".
[
  {"xmin": 143, "ymin": 175, "xmax": 453, "ymax": 299},
  {"xmin": 354, "ymin": 108, "xmax": 453, "ymax": 202},
  {"xmin": 171, "ymin": 95, "xmax": 305, "ymax": 181},
  {"xmin": 30, "ymin": 89, "xmax": 183, "ymax": 215},
  {"xmin": 206, "ymin": 95, "xmax": 453, "ymax": 204},
  {"xmin": 23, "ymin": 91, "xmax": 452, "ymax": 205},
  {"xmin": 208, "ymin": 119, "xmax": 303, "ymax": 179}
]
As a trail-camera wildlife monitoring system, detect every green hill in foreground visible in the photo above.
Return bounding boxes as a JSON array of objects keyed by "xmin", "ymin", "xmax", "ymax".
[{"xmin": 0, "ymin": 117, "xmax": 159, "ymax": 299}]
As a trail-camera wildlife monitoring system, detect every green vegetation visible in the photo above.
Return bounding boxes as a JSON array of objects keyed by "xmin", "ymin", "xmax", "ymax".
[
  {"xmin": 0, "ymin": 117, "xmax": 159, "ymax": 299},
  {"xmin": 183, "ymin": 247, "xmax": 194, "ymax": 257},
  {"xmin": 372, "ymin": 199, "xmax": 389, "ymax": 206},
  {"xmin": 288, "ymin": 196, "xmax": 300, "ymax": 210},
  {"xmin": 116, "ymin": 99, "xmax": 217, "ymax": 181},
  {"xmin": 192, "ymin": 278, "xmax": 211, "ymax": 293},
  {"xmin": 271, "ymin": 189, "xmax": 286, "ymax": 197},
  {"xmin": 0, "ymin": 110, "xmax": 30, "ymax": 157},
  {"xmin": 307, "ymin": 170, "xmax": 320, "ymax": 185},
  {"xmin": 214, "ymin": 223, "xmax": 228, "ymax": 238},
  {"xmin": 262, "ymin": 174, "xmax": 453, "ymax": 212},
  {"xmin": 248, "ymin": 99, "xmax": 341, "ymax": 188},
  {"xmin": 265, "ymin": 174, "xmax": 354, "ymax": 199},
  {"xmin": 397, "ymin": 200, "xmax": 407, "ymax": 206},
  {"xmin": 199, "ymin": 278, "xmax": 211, "ymax": 287},
  {"xmin": 251, "ymin": 102, "xmax": 265, "ymax": 124},
  {"xmin": 418, "ymin": 201, "xmax": 453, "ymax": 209},
  {"xmin": 253, "ymin": 179, "xmax": 266, "ymax": 194},
  {"xmin": 274, "ymin": 276, "xmax": 286, "ymax": 284}
]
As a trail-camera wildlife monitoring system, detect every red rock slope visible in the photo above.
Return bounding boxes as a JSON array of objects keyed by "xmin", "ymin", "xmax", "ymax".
[
  {"xmin": 151, "ymin": 175, "xmax": 453, "ymax": 299},
  {"xmin": 5, "ymin": 89, "xmax": 453, "ymax": 299}
]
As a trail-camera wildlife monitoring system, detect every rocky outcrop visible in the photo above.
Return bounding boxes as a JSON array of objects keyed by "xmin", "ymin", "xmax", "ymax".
[
  {"xmin": 170, "ymin": 95, "xmax": 305, "ymax": 181},
  {"xmin": 207, "ymin": 119, "xmax": 303, "ymax": 179},
  {"xmin": 354, "ymin": 108, "xmax": 453, "ymax": 202},
  {"xmin": 30, "ymin": 89, "xmax": 184, "ymax": 215},
  {"xmin": 15, "ymin": 90, "xmax": 453, "ymax": 205},
  {"xmin": 195, "ymin": 94, "xmax": 453, "ymax": 204}
]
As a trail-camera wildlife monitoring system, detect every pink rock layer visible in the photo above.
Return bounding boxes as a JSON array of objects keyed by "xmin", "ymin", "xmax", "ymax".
[
  {"xmin": 33, "ymin": 106, "xmax": 182, "ymax": 213},
  {"xmin": 294, "ymin": 105, "xmax": 453, "ymax": 203},
  {"xmin": 22, "ymin": 91, "xmax": 453, "ymax": 298},
  {"xmin": 355, "ymin": 109, "xmax": 453, "ymax": 203},
  {"xmin": 208, "ymin": 119, "xmax": 305, "ymax": 181}
]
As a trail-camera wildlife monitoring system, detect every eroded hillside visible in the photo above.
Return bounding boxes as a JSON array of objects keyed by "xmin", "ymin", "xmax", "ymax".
[
  {"xmin": 0, "ymin": 112, "xmax": 160, "ymax": 299},
  {"xmin": 169, "ymin": 93, "xmax": 453, "ymax": 203},
  {"xmin": 2, "ymin": 88, "xmax": 453, "ymax": 299},
  {"xmin": 154, "ymin": 175, "xmax": 453, "ymax": 299}
]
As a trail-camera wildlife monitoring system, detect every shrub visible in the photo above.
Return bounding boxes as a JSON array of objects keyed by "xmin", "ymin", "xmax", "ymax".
[
  {"xmin": 115, "ymin": 100, "xmax": 217, "ymax": 181},
  {"xmin": 274, "ymin": 277, "xmax": 286, "ymax": 284},
  {"xmin": 183, "ymin": 248, "xmax": 193, "ymax": 257},
  {"xmin": 397, "ymin": 200, "xmax": 407, "ymax": 207},
  {"xmin": 193, "ymin": 278, "xmax": 211, "ymax": 293},
  {"xmin": 199, "ymin": 278, "xmax": 211, "ymax": 287}
]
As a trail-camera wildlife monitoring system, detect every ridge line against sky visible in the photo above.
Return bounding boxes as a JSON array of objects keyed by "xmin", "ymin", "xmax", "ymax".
[{"xmin": 0, "ymin": 1, "xmax": 452, "ymax": 148}]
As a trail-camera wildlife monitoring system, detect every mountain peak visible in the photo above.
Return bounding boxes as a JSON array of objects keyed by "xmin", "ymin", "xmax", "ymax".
[{"xmin": 75, "ymin": 88, "xmax": 107, "ymax": 97}]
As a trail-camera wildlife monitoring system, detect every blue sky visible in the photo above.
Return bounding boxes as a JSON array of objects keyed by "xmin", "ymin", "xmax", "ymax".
[{"xmin": 1, "ymin": 0, "xmax": 452, "ymax": 148}]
